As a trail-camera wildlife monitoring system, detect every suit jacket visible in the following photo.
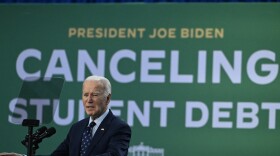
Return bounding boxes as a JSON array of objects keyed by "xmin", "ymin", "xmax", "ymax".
[{"xmin": 51, "ymin": 110, "xmax": 131, "ymax": 156}]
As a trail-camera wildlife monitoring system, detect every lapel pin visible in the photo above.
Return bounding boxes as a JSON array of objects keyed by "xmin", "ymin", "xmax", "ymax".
[{"xmin": 101, "ymin": 128, "xmax": 105, "ymax": 131}]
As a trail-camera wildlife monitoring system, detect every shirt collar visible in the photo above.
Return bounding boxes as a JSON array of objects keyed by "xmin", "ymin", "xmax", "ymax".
[{"xmin": 88, "ymin": 109, "xmax": 109, "ymax": 126}]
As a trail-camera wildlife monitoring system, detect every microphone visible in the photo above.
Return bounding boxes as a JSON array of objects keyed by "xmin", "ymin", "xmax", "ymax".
[
  {"xmin": 21, "ymin": 126, "xmax": 47, "ymax": 146},
  {"xmin": 33, "ymin": 127, "xmax": 56, "ymax": 144}
]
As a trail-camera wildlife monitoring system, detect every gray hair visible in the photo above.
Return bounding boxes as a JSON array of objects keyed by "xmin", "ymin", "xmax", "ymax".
[{"xmin": 84, "ymin": 75, "xmax": 111, "ymax": 96}]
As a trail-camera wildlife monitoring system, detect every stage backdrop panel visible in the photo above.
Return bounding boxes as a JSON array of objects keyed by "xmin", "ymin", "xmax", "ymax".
[{"xmin": 0, "ymin": 3, "xmax": 280, "ymax": 156}]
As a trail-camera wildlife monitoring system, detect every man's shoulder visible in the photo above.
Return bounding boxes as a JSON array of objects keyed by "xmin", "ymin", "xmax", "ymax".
[
  {"xmin": 113, "ymin": 116, "xmax": 128, "ymax": 125},
  {"xmin": 109, "ymin": 112, "xmax": 130, "ymax": 129},
  {"xmin": 71, "ymin": 117, "xmax": 89, "ymax": 128},
  {"xmin": 107, "ymin": 110, "xmax": 124, "ymax": 123}
]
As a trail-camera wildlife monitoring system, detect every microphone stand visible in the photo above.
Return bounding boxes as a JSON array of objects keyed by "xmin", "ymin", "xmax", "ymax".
[{"xmin": 22, "ymin": 119, "xmax": 39, "ymax": 156}]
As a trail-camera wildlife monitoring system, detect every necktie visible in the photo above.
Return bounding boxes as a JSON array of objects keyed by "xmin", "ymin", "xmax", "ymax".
[{"xmin": 80, "ymin": 122, "xmax": 96, "ymax": 156}]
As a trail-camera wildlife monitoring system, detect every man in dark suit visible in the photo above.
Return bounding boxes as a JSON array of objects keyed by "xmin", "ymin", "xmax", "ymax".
[{"xmin": 51, "ymin": 76, "xmax": 131, "ymax": 156}]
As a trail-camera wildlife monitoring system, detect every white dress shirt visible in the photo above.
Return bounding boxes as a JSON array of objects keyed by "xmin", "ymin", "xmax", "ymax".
[{"xmin": 88, "ymin": 109, "xmax": 109, "ymax": 138}]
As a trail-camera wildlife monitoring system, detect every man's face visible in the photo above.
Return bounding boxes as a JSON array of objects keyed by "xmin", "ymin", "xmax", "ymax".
[{"xmin": 82, "ymin": 80, "xmax": 110, "ymax": 119}]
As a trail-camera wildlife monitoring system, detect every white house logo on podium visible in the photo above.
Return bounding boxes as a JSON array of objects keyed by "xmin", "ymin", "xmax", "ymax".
[{"xmin": 128, "ymin": 142, "xmax": 164, "ymax": 156}]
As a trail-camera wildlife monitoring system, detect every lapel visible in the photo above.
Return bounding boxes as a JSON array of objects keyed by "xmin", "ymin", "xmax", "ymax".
[
  {"xmin": 85, "ymin": 110, "xmax": 115, "ymax": 155},
  {"xmin": 74, "ymin": 118, "xmax": 90, "ymax": 156}
]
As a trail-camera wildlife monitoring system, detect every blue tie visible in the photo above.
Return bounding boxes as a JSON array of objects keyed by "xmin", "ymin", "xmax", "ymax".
[{"xmin": 80, "ymin": 122, "xmax": 96, "ymax": 156}]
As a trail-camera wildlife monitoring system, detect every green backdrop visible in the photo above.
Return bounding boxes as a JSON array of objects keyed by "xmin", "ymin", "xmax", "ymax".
[{"xmin": 1, "ymin": 3, "xmax": 280, "ymax": 156}]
